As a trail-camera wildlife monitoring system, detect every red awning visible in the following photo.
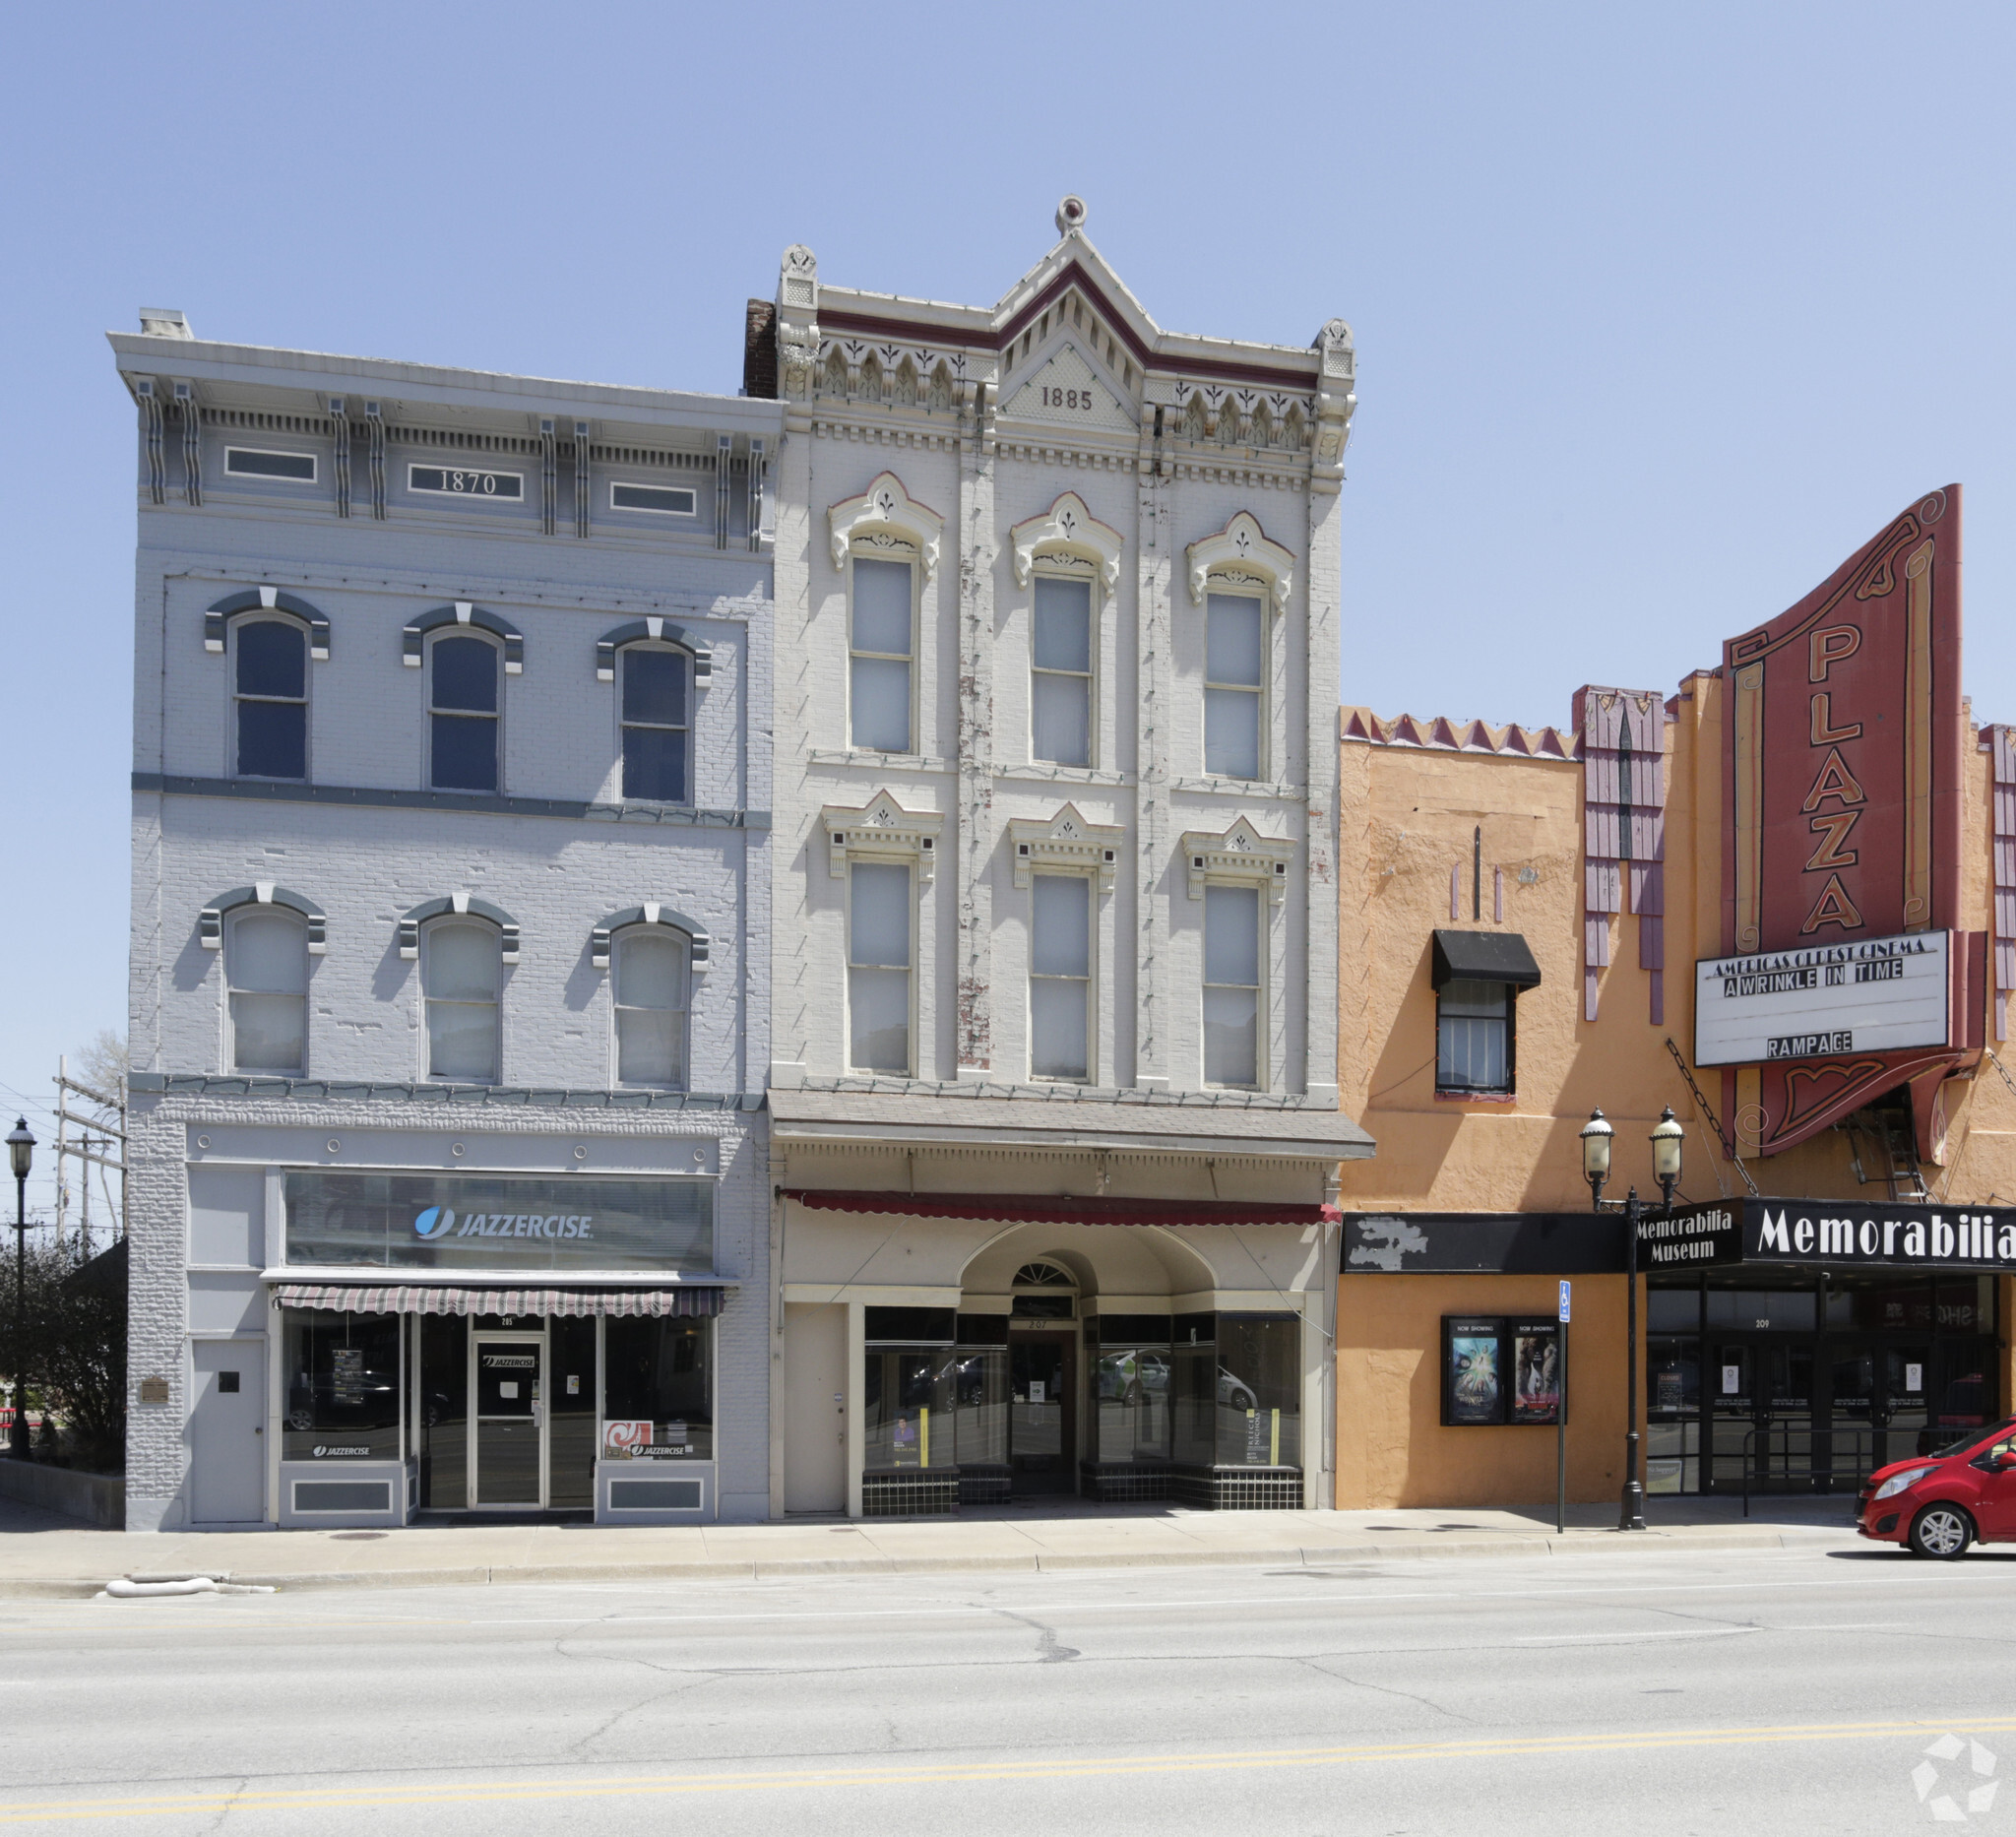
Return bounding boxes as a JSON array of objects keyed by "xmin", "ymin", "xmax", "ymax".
[{"xmin": 782, "ymin": 1190, "xmax": 1339, "ymax": 1227}]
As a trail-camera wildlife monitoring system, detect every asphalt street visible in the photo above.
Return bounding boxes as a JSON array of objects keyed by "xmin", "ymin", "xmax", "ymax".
[{"xmin": 3, "ymin": 1540, "xmax": 2013, "ymax": 1834}]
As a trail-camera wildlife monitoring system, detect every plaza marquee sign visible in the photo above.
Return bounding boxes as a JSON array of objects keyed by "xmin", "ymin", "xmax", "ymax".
[
  {"xmin": 1640, "ymin": 1197, "xmax": 2016, "ymax": 1272},
  {"xmin": 1693, "ymin": 930, "xmax": 1950, "ymax": 1067}
]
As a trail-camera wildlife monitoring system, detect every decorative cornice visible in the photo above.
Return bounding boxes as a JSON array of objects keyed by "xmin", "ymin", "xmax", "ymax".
[
  {"xmin": 1179, "ymin": 817, "xmax": 1297, "ymax": 904},
  {"xmin": 1185, "ymin": 511, "xmax": 1295, "ymax": 614},
  {"xmin": 1341, "ymin": 706, "xmax": 1581, "ymax": 761},
  {"xmin": 1009, "ymin": 491, "xmax": 1124, "ymax": 591},
  {"xmin": 1007, "ymin": 804, "xmax": 1124, "ymax": 891},
  {"xmin": 822, "ymin": 791, "xmax": 945, "ymax": 885},
  {"xmin": 827, "ymin": 472, "xmax": 944, "ymax": 582}
]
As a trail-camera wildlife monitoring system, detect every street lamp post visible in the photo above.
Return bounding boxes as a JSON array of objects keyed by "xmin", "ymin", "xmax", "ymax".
[
  {"xmin": 1580, "ymin": 1107, "xmax": 1683, "ymax": 1533},
  {"xmin": 6, "ymin": 1119, "xmax": 34, "ymax": 1461}
]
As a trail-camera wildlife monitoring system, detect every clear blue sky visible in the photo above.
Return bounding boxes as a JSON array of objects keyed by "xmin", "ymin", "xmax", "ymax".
[{"xmin": 2, "ymin": 2, "xmax": 2011, "ymax": 1222}]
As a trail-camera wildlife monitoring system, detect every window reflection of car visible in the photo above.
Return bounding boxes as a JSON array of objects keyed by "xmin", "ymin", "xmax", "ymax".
[
  {"xmin": 284, "ymin": 1371, "xmax": 444, "ymax": 1430},
  {"xmin": 1218, "ymin": 1366, "xmax": 1258, "ymax": 1412},
  {"xmin": 1099, "ymin": 1352, "xmax": 1171, "ymax": 1403}
]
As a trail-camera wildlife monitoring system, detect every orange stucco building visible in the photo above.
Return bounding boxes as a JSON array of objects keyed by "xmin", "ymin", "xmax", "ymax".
[{"xmin": 1334, "ymin": 488, "xmax": 2016, "ymax": 1510}]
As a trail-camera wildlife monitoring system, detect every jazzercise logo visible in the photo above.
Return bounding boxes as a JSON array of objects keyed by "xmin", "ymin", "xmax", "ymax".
[{"xmin": 414, "ymin": 1206, "xmax": 456, "ymax": 1239}]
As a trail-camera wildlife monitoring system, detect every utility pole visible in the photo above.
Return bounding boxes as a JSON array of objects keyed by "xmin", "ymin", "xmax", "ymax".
[{"xmin": 51, "ymin": 1057, "xmax": 127, "ymax": 1260}]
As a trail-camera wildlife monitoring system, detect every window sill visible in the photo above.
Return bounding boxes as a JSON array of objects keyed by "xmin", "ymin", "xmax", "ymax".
[
  {"xmin": 810, "ymin": 749, "xmax": 955, "ymax": 773},
  {"xmin": 1434, "ymin": 1088, "xmax": 1517, "ymax": 1105}
]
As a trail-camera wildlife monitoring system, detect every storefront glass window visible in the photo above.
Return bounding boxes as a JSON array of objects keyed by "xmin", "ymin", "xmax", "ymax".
[
  {"xmin": 283, "ymin": 1309, "xmax": 402, "ymax": 1462},
  {"xmin": 953, "ymin": 1347, "xmax": 1009, "ymax": 1466},
  {"xmin": 1647, "ymin": 1287, "xmax": 1701, "ymax": 1331},
  {"xmin": 602, "ymin": 1317, "xmax": 713, "ymax": 1462},
  {"xmin": 1705, "ymin": 1288, "xmax": 1817, "ymax": 1332},
  {"xmin": 416, "ymin": 1313, "xmax": 468, "ymax": 1507},
  {"xmin": 549, "ymin": 1315, "xmax": 597, "ymax": 1508},
  {"xmin": 1093, "ymin": 1325, "xmax": 1172, "ymax": 1466},
  {"xmin": 863, "ymin": 1348, "xmax": 957, "ymax": 1471},
  {"xmin": 1216, "ymin": 1314, "xmax": 1300, "ymax": 1468}
]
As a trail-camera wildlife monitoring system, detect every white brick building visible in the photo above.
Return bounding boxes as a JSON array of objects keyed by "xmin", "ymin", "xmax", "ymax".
[
  {"xmin": 110, "ymin": 319, "xmax": 779, "ymax": 1529},
  {"xmin": 760, "ymin": 202, "xmax": 1374, "ymax": 1514}
]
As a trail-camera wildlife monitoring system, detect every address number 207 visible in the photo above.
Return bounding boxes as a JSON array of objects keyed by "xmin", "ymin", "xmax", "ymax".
[{"xmin": 1040, "ymin": 387, "xmax": 1094, "ymax": 411}]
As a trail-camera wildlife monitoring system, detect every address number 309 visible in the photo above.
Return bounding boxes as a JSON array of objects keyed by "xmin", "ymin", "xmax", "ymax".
[{"xmin": 1040, "ymin": 387, "xmax": 1094, "ymax": 411}]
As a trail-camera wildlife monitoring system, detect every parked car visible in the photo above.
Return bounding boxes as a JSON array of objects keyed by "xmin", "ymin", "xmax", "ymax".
[{"xmin": 1857, "ymin": 1418, "xmax": 2016, "ymax": 1557}]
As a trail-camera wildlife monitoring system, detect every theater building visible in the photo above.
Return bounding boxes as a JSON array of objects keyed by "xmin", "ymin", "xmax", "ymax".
[
  {"xmin": 112, "ymin": 315, "xmax": 779, "ymax": 1530},
  {"xmin": 1334, "ymin": 488, "xmax": 2016, "ymax": 1507},
  {"xmin": 755, "ymin": 201, "xmax": 1372, "ymax": 1515}
]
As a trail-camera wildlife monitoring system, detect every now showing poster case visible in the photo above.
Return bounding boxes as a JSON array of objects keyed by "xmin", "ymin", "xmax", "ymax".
[{"xmin": 1441, "ymin": 1316, "xmax": 1563, "ymax": 1425}]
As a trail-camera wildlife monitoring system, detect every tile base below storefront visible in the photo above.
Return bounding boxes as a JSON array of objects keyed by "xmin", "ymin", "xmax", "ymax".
[
  {"xmin": 862, "ymin": 1471, "xmax": 961, "ymax": 1517},
  {"xmin": 1171, "ymin": 1466, "xmax": 1305, "ymax": 1510}
]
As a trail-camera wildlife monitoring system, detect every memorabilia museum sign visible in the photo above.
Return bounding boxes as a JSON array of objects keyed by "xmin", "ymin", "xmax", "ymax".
[
  {"xmin": 1720, "ymin": 485, "xmax": 1981, "ymax": 1155},
  {"xmin": 1640, "ymin": 1197, "xmax": 2016, "ymax": 1273},
  {"xmin": 1693, "ymin": 930, "xmax": 1951, "ymax": 1066}
]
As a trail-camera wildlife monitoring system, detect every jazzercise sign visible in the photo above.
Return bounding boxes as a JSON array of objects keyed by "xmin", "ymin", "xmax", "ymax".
[
  {"xmin": 284, "ymin": 1172, "xmax": 713, "ymax": 1272},
  {"xmin": 1692, "ymin": 930, "xmax": 1949, "ymax": 1067}
]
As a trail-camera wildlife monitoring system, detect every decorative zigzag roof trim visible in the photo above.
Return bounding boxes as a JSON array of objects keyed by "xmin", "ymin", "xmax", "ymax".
[{"xmin": 1340, "ymin": 707, "xmax": 1580, "ymax": 761}]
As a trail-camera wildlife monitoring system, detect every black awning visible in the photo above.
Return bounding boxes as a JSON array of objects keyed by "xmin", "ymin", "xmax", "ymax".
[{"xmin": 1431, "ymin": 929, "xmax": 1542, "ymax": 990}]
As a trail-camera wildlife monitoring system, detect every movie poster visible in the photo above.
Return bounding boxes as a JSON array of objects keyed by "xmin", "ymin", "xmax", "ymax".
[
  {"xmin": 1510, "ymin": 1321, "xmax": 1561, "ymax": 1425},
  {"xmin": 1444, "ymin": 1319, "xmax": 1504, "ymax": 1425}
]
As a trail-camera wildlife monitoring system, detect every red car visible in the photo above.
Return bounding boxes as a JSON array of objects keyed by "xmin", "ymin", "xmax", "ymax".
[{"xmin": 1858, "ymin": 1418, "xmax": 2016, "ymax": 1558}]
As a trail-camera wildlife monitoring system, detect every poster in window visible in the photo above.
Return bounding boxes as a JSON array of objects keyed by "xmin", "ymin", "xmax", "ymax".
[
  {"xmin": 1443, "ymin": 1317, "xmax": 1504, "ymax": 1425},
  {"xmin": 1509, "ymin": 1320, "xmax": 1561, "ymax": 1425},
  {"xmin": 332, "ymin": 1346, "xmax": 365, "ymax": 1408}
]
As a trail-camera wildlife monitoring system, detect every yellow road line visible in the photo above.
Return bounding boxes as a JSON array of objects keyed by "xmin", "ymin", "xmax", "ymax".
[{"xmin": 11, "ymin": 1715, "xmax": 2016, "ymax": 1822}]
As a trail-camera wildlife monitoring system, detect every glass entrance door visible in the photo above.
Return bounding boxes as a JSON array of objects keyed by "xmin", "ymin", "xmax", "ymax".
[
  {"xmin": 472, "ymin": 1334, "xmax": 545, "ymax": 1507},
  {"xmin": 1010, "ymin": 1334, "xmax": 1074, "ymax": 1494}
]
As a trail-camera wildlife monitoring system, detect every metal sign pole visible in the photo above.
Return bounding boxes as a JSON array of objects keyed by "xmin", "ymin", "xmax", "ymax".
[{"xmin": 1556, "ymin": 1280, "xmax": 1571, "ymax": 1534}]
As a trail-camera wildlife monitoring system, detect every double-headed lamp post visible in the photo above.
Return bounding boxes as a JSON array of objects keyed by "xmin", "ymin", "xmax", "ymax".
[
  {"xmin": 7, "ymin": 1119, "xmax": 34, "ymax": 1461},
  {"xmin": 1579, "ymin": 1106, "xmax": 1683, "ymax": 1532}
]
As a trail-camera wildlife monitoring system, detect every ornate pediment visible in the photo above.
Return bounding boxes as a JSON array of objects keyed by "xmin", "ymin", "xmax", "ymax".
[
  {"xmin": 1009, "ymin": 490, "xmax": 1125, "ymax": 591},
  {"xmin": 822, "ymin": 792, "xmax": 945, "ymax": 884},
  {"xmin": 1007, "ymin": 804, "xmax": 1124, "ymax": 890},
  {"xmin": 1001, "ymin": 343, "xmax": 1136, "ymax": 435},
  {"xmin": 1185, "ymin": 511, "xmax": 1296, "ymax": 615},
  {"xmin": 1179, "ymin": 816, "xmax": 1296, "ymax": 904},
  {"xmin": 827, "ymin": 472, "xmax": 945, "ymax": 583}
]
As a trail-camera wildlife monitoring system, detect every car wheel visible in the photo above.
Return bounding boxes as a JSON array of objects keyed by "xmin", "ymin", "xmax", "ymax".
[{"xmin": 1909, "ymin": 1502, "xmax": 1974, "ymax": 1560}]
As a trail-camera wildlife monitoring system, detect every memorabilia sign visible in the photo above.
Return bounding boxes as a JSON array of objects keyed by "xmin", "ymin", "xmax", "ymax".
[
  {"xmin": 1720, "ymin": 486, "xmax": 1979, "ymax": 1156},
  {"xmin": 284, "ymin": 1172, "xmax": 714, "ymax": 1272},
  {"xmin": 1693, "ymin": 931, "xmax": 1951, "ymax": 1066},
  {"xmin": 1641, "ymin": 1196, "xmax": 2016, "ymax": 1272}
]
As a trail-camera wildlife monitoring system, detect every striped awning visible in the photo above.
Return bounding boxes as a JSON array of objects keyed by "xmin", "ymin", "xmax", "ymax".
[{"xmin": 271, "ymin": 1284, "xmax": 724, "ymax": 1318}]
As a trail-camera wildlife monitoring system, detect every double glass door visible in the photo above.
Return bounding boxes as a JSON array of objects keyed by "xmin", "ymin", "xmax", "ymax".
[{"xmin": 472, "ymin": 1334, "xmax": 545, "ymax": 1507}]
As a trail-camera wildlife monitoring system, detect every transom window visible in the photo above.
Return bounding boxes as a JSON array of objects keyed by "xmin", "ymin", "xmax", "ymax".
[
  {"xmin": 234, "ymin": 619, "xmax": 307, "ymax": 781},
  {"xmin": 1202, "ymin": 883, "xmax": 1262, "ymax": 1089},
  {"xmin": 614, "ymin": 928, "xmax": 689, "ymax": 1089},
  {"xmin": 424, "ymin": 921, "xmax": 501, "ymax": 1083},
  {"xmin": 1436, "ymin": 980, "xmax": 1513, "ymax": 1095},
  {"xmin": 1031, "ymin": 575, "xmax": 1093, "ymax": 767},
  {"xmin": 429, "ymin": 635, "xmax": 500, "ymax": 792},
  {"xmin": 226, "ymin": 910, "xmax": 307, "ymax": 1074},
  {"xmin": 850, "ymin": 557, "xmax": 914, "ymax": 753},
  {"xmin": 621, "ymin": 647, "xmax": 690, "ymax": 803},
  {"xmin": 1203, "ymin": 592, "xmax": 1265, "ymax": 780},
  {"xmin": 848, "ymin": 860, "xmax": 913, "ymax": 1074},
  {"xmin": 1029, "ymin": 873, "xmax": 1092, "ymax": 1082}
]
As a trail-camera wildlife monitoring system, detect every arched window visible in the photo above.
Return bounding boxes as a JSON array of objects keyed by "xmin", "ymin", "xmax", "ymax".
[
  {"xmin": 226, "ymin": 909, "xmax": 308, "ymax": 1073},
  {"xmin": 613, "ymin": 927, "xmax": 689, "ymax": 1088},
  {"xmin": 234, "ymin": 618, "xmax": 307, "ymax": 780},
  {"xmin": 424, "ymin": 920, "xmax": 501, "ymax": 1083},
  {"xmin": 621, "ymin": 646, "xmax": 690, "ymax": 802},
  {"xmin": 429, "ymin": 634, "xmax": 500, "ymax": 792}
]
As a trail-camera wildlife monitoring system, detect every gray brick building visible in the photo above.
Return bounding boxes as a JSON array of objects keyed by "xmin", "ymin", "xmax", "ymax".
[{"xmin": 110, "ymin": 315, "xmax": 779, "ymax": 1529}]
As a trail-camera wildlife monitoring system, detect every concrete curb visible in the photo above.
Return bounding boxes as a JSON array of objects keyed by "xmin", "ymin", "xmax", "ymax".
[{"xmin": 0, "ymin": 1523, "xmax": 1861, "ymax": 1600}]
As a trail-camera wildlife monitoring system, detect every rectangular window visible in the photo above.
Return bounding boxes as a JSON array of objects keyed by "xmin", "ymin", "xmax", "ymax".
[
  {"xmin": 424, "ymin": 921, "xmax": 501, "ymax": 1083},
  {"xmin": 620, "ymin": 648, "xmax": 689, "ymax": 802},
  {"xmin": 1029, "ymin": 873, "xmax": 1092, "ymax": 1082},
  {"xmin": 1031, "ymin": 575, "xmax": 1093, "ymax": 767},
  {"xmin": 1435, "ymin": 979, "xmax": 1513, "ymax": 1094},
  {"xmin": 863, "ymin": 1348, "xmax": 958, "ymax": 1471},
  {"xmin": 1202, "ymin": 883, "xmax": 1261, "ymax": 1088},
  {"xmin": 848, "ymin": 860, "xmax": 912, "ymax": 1074},
  {"xmin": 282, "ymin": 1308, "xmax": 403, "ymax": 1462},
  {"xmin": 224, "ymin": 447, "xmax": 316, "ymax": 482},
  {"xmin": 227, "ymin": 911, "xmax": 308, "ymax": 1074},
  {"xmin": 234, "ymin": 620, "xmax": 307, "ymax": 781},
  {"xmin": 610, "ymin": 481, "xmax": 698, "ymax": 516},
  {"xmin": 1204, "ymin": 592, "xmax": 1264, "ymax": 779},
  {"xmin": 1216, "ymin": 1314, "xmax": 1302, "ymax": 1468},
  {"xmin": 429, "ymin": 636, "xmax": 500, "ymax": 793},
  {"xmin": 850, "ymin": 557, "xmax": 914, "ymax": 753},
  {"xmin": 408, "ymin": 464, "xmax": 524, "ymax": 499},
  {"xmin": 603, "ymin": 1317, "xmax": 714, "ymax": 1462}
]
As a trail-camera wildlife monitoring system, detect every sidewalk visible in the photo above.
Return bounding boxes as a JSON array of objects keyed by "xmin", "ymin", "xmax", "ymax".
[{"xmin": 0, "ymin": 1493, "xmax": 1862, "ymax": 1597}]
